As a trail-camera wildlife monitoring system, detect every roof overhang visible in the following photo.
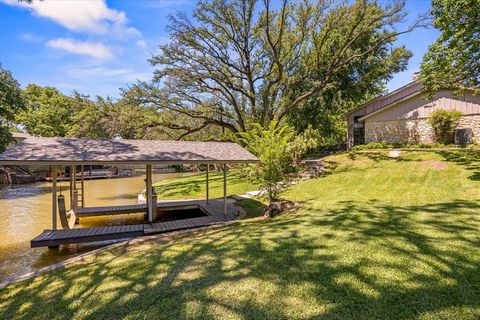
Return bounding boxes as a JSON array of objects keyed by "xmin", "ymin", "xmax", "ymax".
[
  {"xmin": 358, "ymin": 90, "xmax": 424, "ymax": 122},
  {"xmin": 343, "ymin": 80, "xmax": 423, "ymax": 119},
  {"xmin": 0, "ymin": 137, "xmax": 259, "ymax": 166}
]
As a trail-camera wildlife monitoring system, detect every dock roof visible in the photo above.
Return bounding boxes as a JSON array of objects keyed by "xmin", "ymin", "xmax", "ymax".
[{"xmin": 0, "ymin": 137, "xmax": 258, "ymax": 165}]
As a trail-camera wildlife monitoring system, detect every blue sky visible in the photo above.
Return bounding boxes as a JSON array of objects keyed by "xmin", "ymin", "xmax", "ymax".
[{"xmin": 0, "ymin": 0, "xmax": 438, "ymax": 98}]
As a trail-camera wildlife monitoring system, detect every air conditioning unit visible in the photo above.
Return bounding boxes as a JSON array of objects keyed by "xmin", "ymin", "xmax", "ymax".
[{"xmin": 455, "ymin": 128, "xmax": 473, "ymax": 145}]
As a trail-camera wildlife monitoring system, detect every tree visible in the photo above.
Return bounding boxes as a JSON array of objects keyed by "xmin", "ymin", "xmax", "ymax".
[
  {"xmin": 241, "ymin": 121, "xmax": 319, "ymax": 204},
  {"xmin": 66, "ymin": 93, "xmax": 110, "ymax": 139},
  {"xmin": 135, "ymin": 0, "xmax": 425, "ymax": 139},
  {"xmin": 420, "ymin": 0, "xmax": 480, "ymax": 94},
  {"xmin": 97, "ymin": 97, "xmax": 165, "ymax": 140},
  {"xmin": 16, "ymin": 84, "xmax": 76, "ymax": 137},
  {"xmin": 0, "ymin": 67, "xmax": 25, "ymax": 151},
  {"xmin": 241, "ymin": 121, "xmax": 296, "ymax": 203},
  {"xmin": 67, "ymin": 91, "xmax": 175, "ymax": 140},
  {"xmin": 286, "ymin": 23, "xmax": 412, "ymax": 145}
]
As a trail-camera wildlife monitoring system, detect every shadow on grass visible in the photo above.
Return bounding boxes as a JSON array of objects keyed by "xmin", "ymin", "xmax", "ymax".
[
  {"xmin": 318, "ymin": 151, "xmax": 416, "ymax": 178},
  {"xmin": 235, "ymin": 198, "xmax": 267, "ymax": 219},
  {"xmin": 2, "ymin": 199, "xmax": 480, "ymax": 319},
  {"xmin": 437, "ymin": 149, "xmax": 480, "ymax": 180},
  {"xmin": 154, "ymin": 173, "xmax": 248, "ymax": 198}
]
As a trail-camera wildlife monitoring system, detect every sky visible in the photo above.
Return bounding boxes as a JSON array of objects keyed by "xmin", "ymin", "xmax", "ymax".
[{"xmin": 0, "ymin": 0, "xmax": 439, "ymax": 98}]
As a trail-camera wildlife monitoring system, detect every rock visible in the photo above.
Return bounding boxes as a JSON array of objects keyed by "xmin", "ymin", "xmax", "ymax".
[
  {"xmin": 246, "ymin": 190, "xmax": 264, "ymax": 197},
  {"xmin": 299, "ymin": 158, "xmax": 324, "ymax": 178},
  {"xmin": 265, "ymin": 200, "xmax": 297, "ymax": 218}
]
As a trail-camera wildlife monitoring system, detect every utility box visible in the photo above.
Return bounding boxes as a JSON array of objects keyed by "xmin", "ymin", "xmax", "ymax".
[{"xmin": 455, "ymin": 128, "xmax": 473, "ymax": 145}]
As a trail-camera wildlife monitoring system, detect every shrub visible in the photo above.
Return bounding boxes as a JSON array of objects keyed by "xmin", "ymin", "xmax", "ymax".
[
  {"xmin": 240, "ymin": 122, "xmax": 295, "ymax": 204},
  {"xmin": 428, "ymin": 109, "xmax": 463, "ymax": 144},
  {"xmin": 287, "ymin": 125, "xmax": 321, "ymax": 164},
  {"xmin": 240, "ymin": 122, "xmax": 319, "ymax": 204}
]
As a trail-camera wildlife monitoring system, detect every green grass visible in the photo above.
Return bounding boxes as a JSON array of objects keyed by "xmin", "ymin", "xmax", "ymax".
[
  {"xmin": 2, "ymin": 150, "xmax": 480, "ymax": 319},
  {"xmin": 154, "ymin": 170, "xmax": 260, "ymax": 200}
]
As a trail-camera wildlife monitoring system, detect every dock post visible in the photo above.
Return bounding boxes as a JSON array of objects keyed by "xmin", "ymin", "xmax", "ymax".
[
  {"xmin": 69, "ymin": 165, "xmax": 73, "ymax": 205},
  {"xmin": 152, "ymin": 190, "xmax": 157, "ymax": 221},
  {"xmin": 146, "ymin": 164, "xmax": 153, "ymax": 222},
  {"xmin": 206, "ymin": 163, "xmax": 209, "ymax": 204},
  {"xmin": 223, "ymin": 164, "xmax": 227, "ymax": 218},
  {"xmin": 52, "ymin": 165, "xmax": 57, "ymax": 230},
  {"xmin": 80, "ymin": 165, "xmax": 85, "ymax": 208}
]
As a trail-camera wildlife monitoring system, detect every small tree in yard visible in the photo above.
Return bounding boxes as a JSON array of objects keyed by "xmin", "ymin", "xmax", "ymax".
[
  {"xmin": 429, "ymin": 109, "xmax": 463, "ymax": 144},
  {"xmin": 241, "ymin": 121, "xmax": 319, "ymax": 207}
]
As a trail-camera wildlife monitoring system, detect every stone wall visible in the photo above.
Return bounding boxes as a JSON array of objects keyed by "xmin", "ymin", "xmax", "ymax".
[
  {"xmin": 364, "ymin": 114, "xmax": 480, "ymax": 144},
  {"xmin": 457, "ymin": 114, "xmax": 480, "ymax": 140},
  {"xmin": 365, "ymin": 118, "xmax": 434, "ymax": 144}
]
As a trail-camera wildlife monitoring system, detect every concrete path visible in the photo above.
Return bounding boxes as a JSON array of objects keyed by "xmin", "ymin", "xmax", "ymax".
[{"xmin": 388, "ymin": 149, "xmax": 402, "ymax": 158}]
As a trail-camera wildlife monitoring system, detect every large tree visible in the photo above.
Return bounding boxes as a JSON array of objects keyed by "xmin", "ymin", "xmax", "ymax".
[
  {"xmin": 286, "ymin": 33, "xmax": 411, "ymax": 145},
  {"xmin": 66, "ymin": 93, "xmax": 109, "ymax": 139},
  {"xmin": 420, "ymin": 0, "xmax": 480, "ymax": 94},
  {"xmin": 0, "ymin": 67, "xmax": 25, "ymax": 151},
  {"xmin": 135, "ymin": 0, "xmax": 425, "ymax": 139},
  {"xmin": 16, "ymin": 84, "xmax": 75, "ymax": 137},
  {"xmin": 67, "ymin": 91, "xmax": 175, "ymax": 140}
]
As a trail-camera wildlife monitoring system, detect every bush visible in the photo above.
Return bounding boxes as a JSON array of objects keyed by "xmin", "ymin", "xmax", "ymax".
[
  {"xmin": 240, "ymin": 122, "xmax": 319, "ymax": 204},
  {"xmin": 428, "ymin": 109, "xmax": 463, "ymax": 144},
  {"xmin": 240, "ymin": 122, "xmax": 295, "ymax": 204}
]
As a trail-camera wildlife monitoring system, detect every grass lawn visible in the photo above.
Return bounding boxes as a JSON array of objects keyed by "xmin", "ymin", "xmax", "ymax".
[
  {"xmin": 1, "ymin": 150, "xmax": 480, "ymax": 319},
  {"xmin": 154, "ymin": 170, "xmax": 260, "ymax": 200}
]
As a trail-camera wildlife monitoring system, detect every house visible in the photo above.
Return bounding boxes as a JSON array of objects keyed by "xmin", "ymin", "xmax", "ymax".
[{"xmin": 344, "ymin": 79, "xmax": 480, "ymax": 148}]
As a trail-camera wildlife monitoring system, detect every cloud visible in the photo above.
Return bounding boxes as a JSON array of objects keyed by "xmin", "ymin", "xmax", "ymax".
[
  {"xmin": 1, "ymin": 0, "xmax": 140, "ymax": 37},
  {"xmin": 136, "ymin": 40, "xmax": 147, "ymax": 49},
  {"xmin": 64, "ymin": 65, "xmax": 151, "ymax": 82},
  {"xmin": 46, "ymin": 38, "xmax": 114, "ymax": 60},
  {"xmin": 19, "ymin": 32, "xmax": 44, "ymax": 42}
]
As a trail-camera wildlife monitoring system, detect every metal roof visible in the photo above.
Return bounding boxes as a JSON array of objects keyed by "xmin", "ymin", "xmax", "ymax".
[{"xmin": 0, "ymin": 137, "xmax": 258, "ymax": 165}]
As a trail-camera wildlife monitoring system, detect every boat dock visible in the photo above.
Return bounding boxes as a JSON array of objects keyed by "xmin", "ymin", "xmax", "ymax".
[
  {"xmin": 0, "ymin": 137, "xmax": 257, "ymax": 249},
  {"xmin": 31, "ymin": 199, "xmax": 241, "ymax": 247}
]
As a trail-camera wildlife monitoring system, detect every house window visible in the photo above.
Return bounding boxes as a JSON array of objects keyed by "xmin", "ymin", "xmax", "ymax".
[
  {"xmin": 353, "ymin": 116, "xmax": 365, "ymax": 145},
  {"xmin": 354, "ymin": 116, "xmax": 364, "ymax": 128}
]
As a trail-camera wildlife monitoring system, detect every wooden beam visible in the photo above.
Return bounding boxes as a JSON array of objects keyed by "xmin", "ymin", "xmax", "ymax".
[
  {"xmin": 223, "ymin": 164, "xmax": 227, "ymax": 217},
  {"xmin": 146, "ymin": 164, "xmax": 153, "ymax": 222},
  {"xmin": 80, "ymin": 165, "xmax": 85, "ymax": 207},
  {"xmin": 51, "ymin": 165, "xmax": 57, "ymax": 230},
  {"xmin": 206, "ymin": 164, "xmax": 209, "ymax": 204},
  {"xmin": 69, "ymin": 165, "xmax": 73, "ymax": 205}
]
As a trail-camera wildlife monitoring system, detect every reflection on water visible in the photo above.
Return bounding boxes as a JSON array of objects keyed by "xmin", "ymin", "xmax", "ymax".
[{"xmin": 0, "ymin": 173, "xmax": 190, "ymax": 283}]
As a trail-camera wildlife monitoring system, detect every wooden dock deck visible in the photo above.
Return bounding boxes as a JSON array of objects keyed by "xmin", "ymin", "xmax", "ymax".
[
  {"xmin": 76, "ymin": 204, "xmax": 147, "ymax": 217},
  {"xmin": 31, "ymin": 199, "xmax": 242, "ymax": 248},
  {"xmin": 75, "ymin": 199, "xmax": 230, "ymax": 217}
]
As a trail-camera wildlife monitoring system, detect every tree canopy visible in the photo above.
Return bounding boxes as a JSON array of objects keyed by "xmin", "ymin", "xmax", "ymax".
[
  {"xmin": 0, "ymin": 67, "xmax": 25, "ymax": 151},
  {"xmin": 16, "ymin": 84, "xmax": 76, "ymax": 137},
  {"xmin": 420, "ymin": 0, "xmax": 480, "ymax": 94},
  {"xmin": 14, "ymin": 85, "xmax": 180, "ymax": 141},
  {"xmin": 133, "ymin": 0, "xmax": 425, "ymax": 139}
]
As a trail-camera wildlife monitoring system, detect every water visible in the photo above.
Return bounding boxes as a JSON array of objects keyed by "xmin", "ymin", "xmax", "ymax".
[{"xmin": 0, "ymin": 173, "xmax": 190, "ymax": 283}]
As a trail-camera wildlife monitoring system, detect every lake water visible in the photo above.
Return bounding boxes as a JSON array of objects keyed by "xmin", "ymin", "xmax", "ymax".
[{"xmin": 0, "ymin": 173, "xmax": 190, "ymax": 283}]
